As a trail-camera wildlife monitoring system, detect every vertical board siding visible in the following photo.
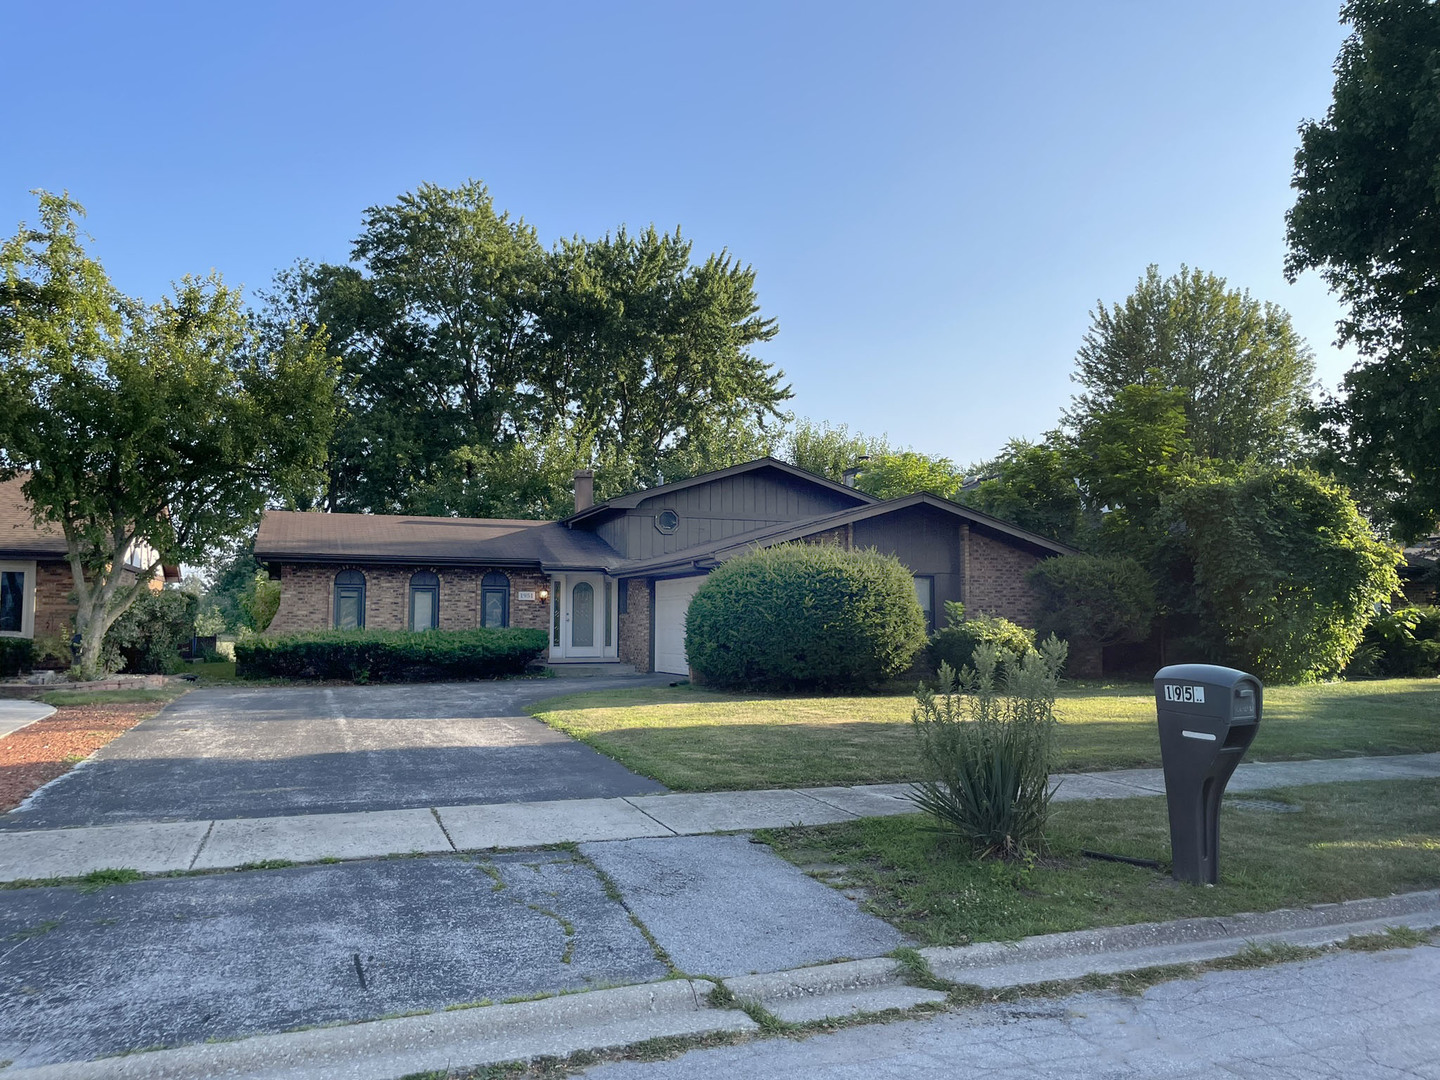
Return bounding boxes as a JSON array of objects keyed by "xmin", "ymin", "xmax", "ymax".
[{"xmin": 588, "ymin": 471, "xmax": 861, "ymax": 560}]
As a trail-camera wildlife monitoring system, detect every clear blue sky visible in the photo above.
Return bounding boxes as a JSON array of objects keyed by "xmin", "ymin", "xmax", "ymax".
[{"xmin": 1, "ymin": 1, "xmax": 1353, "ymax": 468}]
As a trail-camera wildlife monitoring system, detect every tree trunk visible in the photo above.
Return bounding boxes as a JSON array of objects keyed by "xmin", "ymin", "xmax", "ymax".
[{"xmin": 73, "ymin": 616, "xmax": 108, "ymax": 682}]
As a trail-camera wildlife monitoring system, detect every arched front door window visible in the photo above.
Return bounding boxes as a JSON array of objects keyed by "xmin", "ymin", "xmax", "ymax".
[
  {"xmin": 481, "ymin": 571, "xmax": 510, "ymax": 628},
  {"xmin": 571, "ymin": 580, "xmax": 595, "ymax": 647},
  {"xmin": 334, "ymin": 570, "xmax": 366, "ymax": 630},
  {"xmin": 409, "ymin": 571, "xmax": 440, "ymax": 631}
]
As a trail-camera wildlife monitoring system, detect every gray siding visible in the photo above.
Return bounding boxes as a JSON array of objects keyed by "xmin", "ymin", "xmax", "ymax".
[
  {"xmin": 594, "ymin": 472, "xmax": 860, "ymax": 560},
  {"xmin": 852, "ymin": 505, "xmax": 965, "ymax": 616}
]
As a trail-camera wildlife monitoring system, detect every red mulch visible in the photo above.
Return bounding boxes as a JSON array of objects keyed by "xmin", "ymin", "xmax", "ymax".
[{"xmin": 0, "ymin": 704, "xmax": 158, "ymax": 812}]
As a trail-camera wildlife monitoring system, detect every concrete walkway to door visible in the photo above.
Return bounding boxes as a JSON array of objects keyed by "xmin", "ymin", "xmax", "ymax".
[{"xmin": 4, "ymin": 751, "xmax": 1437, "ymax": 883}]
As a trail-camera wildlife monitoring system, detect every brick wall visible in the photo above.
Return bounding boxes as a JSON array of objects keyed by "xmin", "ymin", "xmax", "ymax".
[
  {"xmin": 799, "ymin": 526, "xmax": 852, "ymax": 548},
  {"xmin": 966, "ymin": 532, "xmax": 1044, "ymax": 625},
  {"xmin": 34, "ymin": 561, "xmax": 76, "ymax": 641},
  {"xmin": 618, "ymin": 579, "xmax": 652, "ymax": 672},
  {"xmin": 267, "ymin": 563, "xmax": 552, "ymax": 635}
]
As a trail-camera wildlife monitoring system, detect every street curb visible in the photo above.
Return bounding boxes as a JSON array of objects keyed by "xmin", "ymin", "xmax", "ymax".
[
  {"xmin": 725, "ymin": 956, "xmax": 905, "ymax": 1001},
  {"xmin": 8, "ymin": 891, "xmax": 1438, "ymax": 1080},
  {"xmin": 921, "ymin": 889, "xmax": 1440, "ymax": 987},
  {"xmin": 3, "ymin": 978, "xmax": 753, "ymax": 1080}
]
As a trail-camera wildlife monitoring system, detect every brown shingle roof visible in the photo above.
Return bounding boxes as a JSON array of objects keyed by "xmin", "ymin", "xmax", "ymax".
[
  {"xmin": 255, "ymin": 510, "xmax": 622, "ymax": 570},
  {"xmin": 0, "ymin": 476, "xmax": 67, "ymax": 558}
]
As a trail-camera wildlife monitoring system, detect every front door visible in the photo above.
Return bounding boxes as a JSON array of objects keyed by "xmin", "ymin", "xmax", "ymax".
[{"xmin": 564, "ymin": 574, "xmax": 604, "ymax": 658}]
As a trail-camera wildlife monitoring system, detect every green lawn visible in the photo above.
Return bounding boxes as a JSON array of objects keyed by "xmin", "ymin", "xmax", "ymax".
[
  {"xmin": 530, "ymin": 678, "xmax": 1440, "ymax": 791},
  {"xmin": 759, "ymin": 778, "xmax": 1440, "ymax": 945}
]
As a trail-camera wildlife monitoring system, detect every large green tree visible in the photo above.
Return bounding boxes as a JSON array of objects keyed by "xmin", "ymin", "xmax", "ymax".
[
  {"xmin": 0, "ymin": 193, "xmax": 336, "ymax": 677},
  {"xmin": 1169, "ymin": 468, "xmax": 1400, "ymax": 682},
  {"xmin": 779, "ymin": 419, "xmax": 889, "ymax": 482},
  {"xmin": 959, "ymin": 439, "xmax": 1087, "ymax": 547},
  {"xmin": 272, "ymin": 182, "xmax": 791, "ymax": 515},
  {"xmin": 1067, "ymin": 265, "xmax": 1315, "ymax": 465},
  {"xmin": 852, "ymin": 451, "xmax": 964, "ymax": 501},
  {"xmin": 1286, "ymin": 0, "xmax": 1440, "ymax": 540}
]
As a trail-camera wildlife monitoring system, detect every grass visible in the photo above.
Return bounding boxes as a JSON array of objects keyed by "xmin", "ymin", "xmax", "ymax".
[
  {"xmin": 529, "ymin": 677, "xmax": 1440, "ymax": 790},
  {"xmin": 191, "ymin": 660, "xmax": 238, "ymax": 682},
  {"xmin": 758, "ymin": 777, "xmax": 1440, "ymax": 946}
]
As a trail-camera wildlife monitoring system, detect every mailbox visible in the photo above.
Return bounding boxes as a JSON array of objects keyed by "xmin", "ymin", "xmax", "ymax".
[{"xmin": 1154, "ymin": 664, "xmax": 1263, "ymax": 884}]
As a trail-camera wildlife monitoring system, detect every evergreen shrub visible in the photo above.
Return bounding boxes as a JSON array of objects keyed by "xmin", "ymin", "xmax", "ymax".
[
  {"xmin": 235, "ymin": 627, "xmax": 549, "ymax": 682},
  {"xmin": 684, "ymin": 543, "xmax": 928, "ymax": 691}
]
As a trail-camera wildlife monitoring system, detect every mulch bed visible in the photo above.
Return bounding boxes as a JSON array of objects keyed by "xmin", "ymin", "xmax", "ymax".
[{"xmin": 0, "ymin": 704, "xmax": 159, "ymax": 813}]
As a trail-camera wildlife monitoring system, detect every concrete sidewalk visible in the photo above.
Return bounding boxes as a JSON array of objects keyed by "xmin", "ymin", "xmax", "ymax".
[{"xmin": 2, "ymin": 752, "xmax": 1438, "ymax": 883}]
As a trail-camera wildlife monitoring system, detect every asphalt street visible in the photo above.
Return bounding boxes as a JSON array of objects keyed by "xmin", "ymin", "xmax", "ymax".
[
  {"xmin": 0, "ymin": 678, "xmax": 670, "ymax": 828},
  {"xmin": 583, "ymin": 944, "xmax": 1440, "ymax": 1079}
]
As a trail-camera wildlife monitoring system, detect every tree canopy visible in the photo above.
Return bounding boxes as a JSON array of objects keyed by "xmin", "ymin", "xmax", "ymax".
[
  {"xmin": 270, "ymin": 181, "xmax": 791, "ymax": 515},
  {"xmin": 0, "ymin": 192, "xmax": 337, "ymax": 677},
  {"xmin": 1067, "ymin": 265, "xmax": 1315, "ymax": 466},
  {"xmin": 1286, "ymin": 0, "xmax": 1440, "ymax": 541},
  {"xmin": 959, "ymin": 439, "xmax": 1086, "ymax": 547}
]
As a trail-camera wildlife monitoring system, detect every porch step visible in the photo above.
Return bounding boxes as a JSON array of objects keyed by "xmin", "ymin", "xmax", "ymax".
[{"xmin": 540, "ymin": 662, "xmax": 639, "ymax": 678}]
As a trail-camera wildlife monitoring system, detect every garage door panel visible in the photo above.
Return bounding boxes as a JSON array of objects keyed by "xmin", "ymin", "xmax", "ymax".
[{"xmin": 654, "ymin": 576, "xmax": 706, "ymax": 675}]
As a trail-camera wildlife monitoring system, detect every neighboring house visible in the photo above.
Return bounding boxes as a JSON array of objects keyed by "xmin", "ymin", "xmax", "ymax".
[
  {"xmin": 1399, "ymin": 537, "xmax": 1438, "ymax": 606},
  {"xmin": 0, "ymin": 476, "xmax": 179, "ymax": 650},
  {"xmin": 256, "ymin": 458, "xmax": 1073, "ymax": 675}
]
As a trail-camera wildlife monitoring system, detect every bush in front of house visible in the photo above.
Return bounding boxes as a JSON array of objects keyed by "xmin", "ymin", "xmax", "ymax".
[
  {"xmin": 234, "ymin": 627, "xmax": 550, "ymax": 682},
  {"xmin": 0, "ymin": 638, "xmax": 35, "ymax": 678},
  {"xmin": 1344, "ymin": 605, "xmax": 1440, "ymax": 678},
  {"xmin": 908, "ymin": 637, "xmax": 1068, "ymax": 859},
  {"xmin": 928, "ymin": 601, "xmax": 1039, "ymax": 676},
  {"xmin": 1027, "ymin": 554, "xmax": 1155, "ymax": 654},
  {"xmin": 101, "ymin": 588, "xmax": 199, "ymax": 674},
  {"xmin": 684, "ymin": 543, "xmax": 929, "ymax": 691}
]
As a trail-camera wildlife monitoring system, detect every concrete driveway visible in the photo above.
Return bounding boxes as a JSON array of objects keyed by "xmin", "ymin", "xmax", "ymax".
[{"xmin": 0, "ymin": 677, "xmax": 670, "ymax": 829}]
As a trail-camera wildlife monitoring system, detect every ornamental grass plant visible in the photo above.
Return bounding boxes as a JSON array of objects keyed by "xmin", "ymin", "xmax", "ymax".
[{"xmin": 909, "ymin": 636, "xmax": 1068, "ymax": 858}]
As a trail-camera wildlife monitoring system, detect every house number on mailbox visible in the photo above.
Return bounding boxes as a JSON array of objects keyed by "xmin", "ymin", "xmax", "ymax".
[{"xmin": 1163, "ymin": 684, "xmax": 1206, "ymax": 704}]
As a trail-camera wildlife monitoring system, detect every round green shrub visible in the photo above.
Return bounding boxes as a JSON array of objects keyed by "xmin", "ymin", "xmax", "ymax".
[
  {"xmin": 685, "ymin": 543, "xmax": 928, "ymax": 691},
  {"xmin": 927, "ymin": 601, "xmax": 1039, "ymax": 675}
]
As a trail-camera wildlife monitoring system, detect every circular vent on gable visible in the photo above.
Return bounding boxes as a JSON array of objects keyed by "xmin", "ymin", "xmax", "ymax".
[{"xmin": 655, "ymin": 509, "xmax": 680, "ymax": 534}]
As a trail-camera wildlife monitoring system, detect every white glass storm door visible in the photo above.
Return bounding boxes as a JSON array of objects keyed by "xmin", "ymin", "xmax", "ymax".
[{"xmin": 565, "ymin": 575, "xmax": 604, "ymax": 657}]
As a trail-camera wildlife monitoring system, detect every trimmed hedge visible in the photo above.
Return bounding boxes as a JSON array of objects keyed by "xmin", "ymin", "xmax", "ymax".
[
  {"xmin": 685, "ymin": 543, "xmax": 928, "ymax": 691},
  {"xmin": 0, "ymin": 638, "xmax": 35, "ymax": 678},
  {"xmin": 235, "ymin": 627, "xmax": 550, "ymax": 682}
]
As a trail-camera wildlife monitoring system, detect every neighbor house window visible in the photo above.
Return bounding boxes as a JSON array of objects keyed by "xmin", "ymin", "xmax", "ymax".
[
  {"xmin": 913, "ymin": 575, "xmax": 935, "ymax": 633},
  {"xmin": 481, "ymin": 571, "xmax": 510, "ymax": 628},
  {"xmin": 334, "ymin": 570, "xmax": 366, "ymax": 630},
  {"xmin": 409, "ymin": 571, "xmax": 440, "ymax": 631},
  {"xmin": 0, "ymin": 570, "xmax": 25, "ymax": 634}
]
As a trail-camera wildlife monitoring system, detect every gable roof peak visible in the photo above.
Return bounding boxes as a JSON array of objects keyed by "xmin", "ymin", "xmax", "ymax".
[{"xmin": 561, "ymin": 456, "xmax": 876, "ymax": 524}]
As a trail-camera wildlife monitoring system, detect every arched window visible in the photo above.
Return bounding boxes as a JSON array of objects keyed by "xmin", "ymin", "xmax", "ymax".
[
  {"xmin": 409, "ymin": 570, "xmax": 440, "ymax": 631},
  {"xmin": 481, "ymin": 571, "xmax": 510, "ymax": 628},
  {"xmin": 334, "ymin": 570, "xmax": 366, "ymax": 630}
]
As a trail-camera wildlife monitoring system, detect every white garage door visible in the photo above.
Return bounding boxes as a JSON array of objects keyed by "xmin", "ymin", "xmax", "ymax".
[{"xmin": 654, "ymin": 575, "xmax": 707, "ymax": 676}]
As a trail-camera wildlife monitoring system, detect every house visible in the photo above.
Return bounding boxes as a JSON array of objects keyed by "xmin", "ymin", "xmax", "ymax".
[
  {"xmin": 0, "ymin": 476, "xmax": 180, "ymax": 650},
  {"xmin": 1399, "ymin": 537, "xmax": 1438, "ymax": 606},
  {"xmin": 255, "ymin": 458, "xmax": 1074, "ymax": 675}
]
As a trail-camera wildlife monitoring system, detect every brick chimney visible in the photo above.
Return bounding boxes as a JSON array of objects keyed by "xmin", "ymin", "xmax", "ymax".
[{"xmin": 573, "ymin": 468, "xmax": 595, "ymax": 513}]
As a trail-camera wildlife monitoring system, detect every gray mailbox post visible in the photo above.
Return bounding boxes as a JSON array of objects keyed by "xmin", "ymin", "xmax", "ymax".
[{"xmin": 1154, "ymin": 664, "xmax": 1263, "ymax": 884}]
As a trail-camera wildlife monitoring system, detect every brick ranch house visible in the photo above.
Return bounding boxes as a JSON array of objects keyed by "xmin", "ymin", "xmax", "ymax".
[
  {"xmin": 0, "ymin": 476, "xmax": 179, "ymax": 652},
  {"xmin": 256, "ymin": 458, "xmax": 1073, "ymax": 675}
]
